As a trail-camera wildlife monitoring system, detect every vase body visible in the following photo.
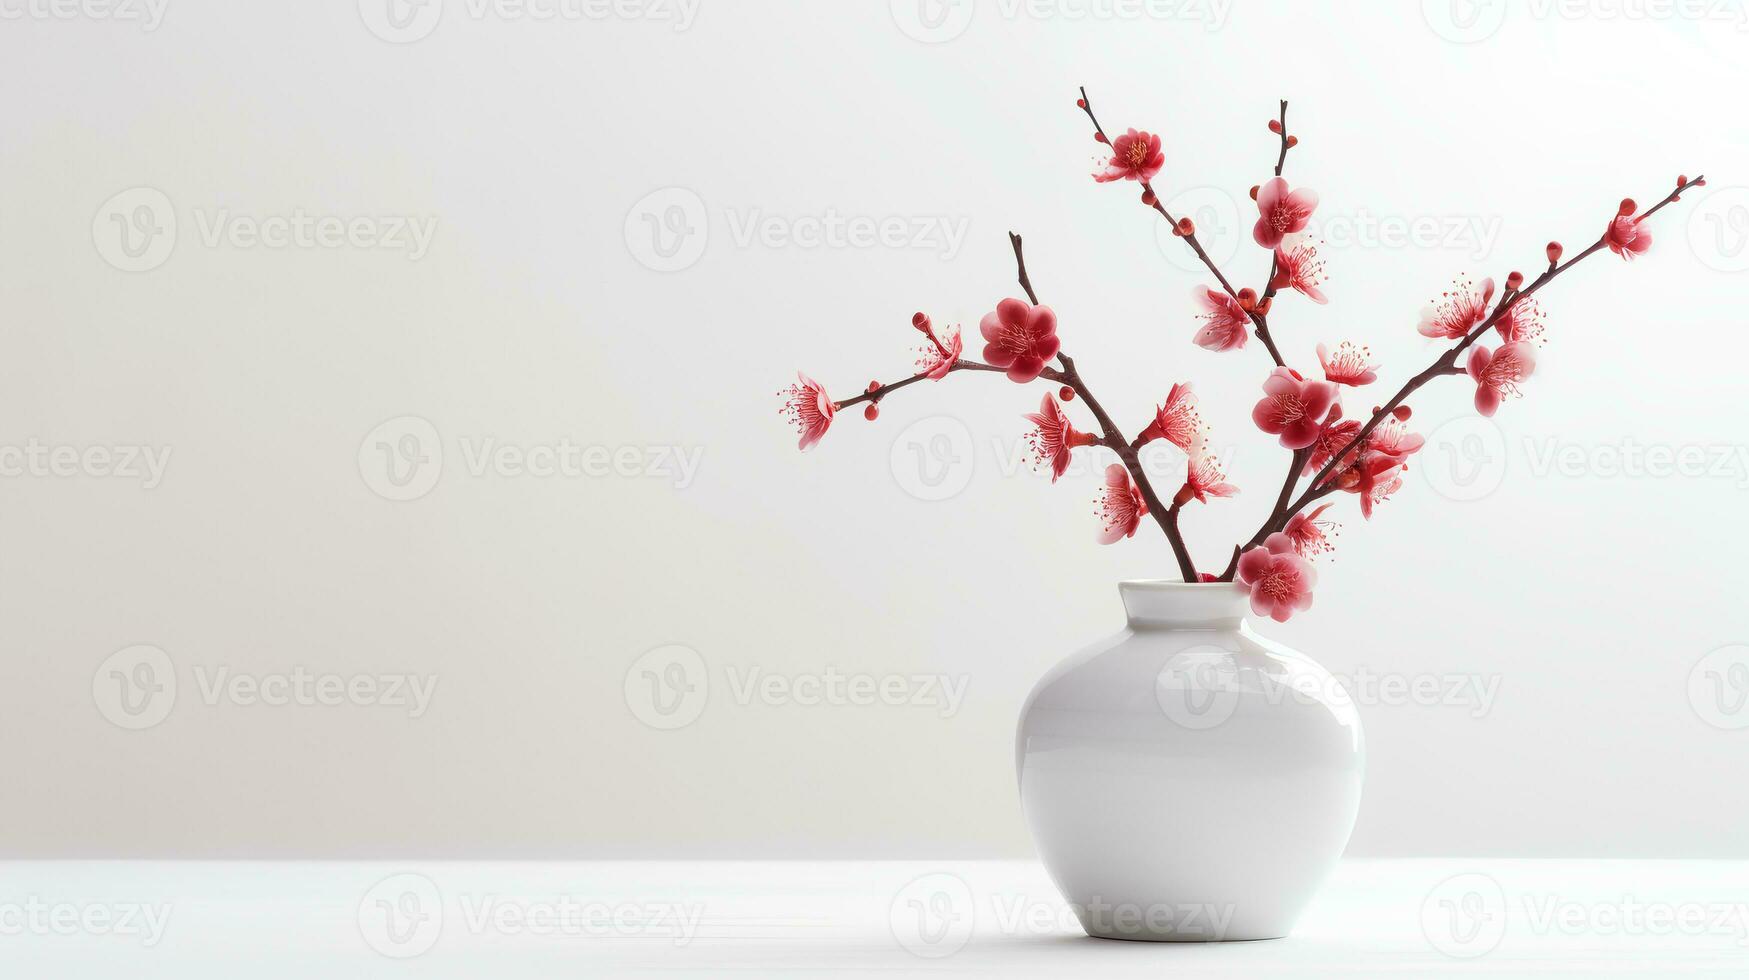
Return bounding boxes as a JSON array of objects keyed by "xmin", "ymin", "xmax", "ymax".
[{"xmin": 1015, "ymin": 581, "xmax": 1363, "ymax": 941}]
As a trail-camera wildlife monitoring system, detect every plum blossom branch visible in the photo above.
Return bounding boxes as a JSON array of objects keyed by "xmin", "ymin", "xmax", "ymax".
[
  {"xmin": 1009, "ymin": 232, "xmax": 1200, "ymax": 582},
  {"xmin": 1078, "ymin": 86, "xmax": 1288, "ymax": 368},
  {"xmin": 1219, "ymin": 173, "xmax": 1705, "ymax": 576}
]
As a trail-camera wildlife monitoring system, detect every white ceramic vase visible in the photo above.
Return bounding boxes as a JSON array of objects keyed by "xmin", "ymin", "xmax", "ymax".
[{"xmin": 1016, "ymin": 581, "xmax": 1364, "ymax": 942}]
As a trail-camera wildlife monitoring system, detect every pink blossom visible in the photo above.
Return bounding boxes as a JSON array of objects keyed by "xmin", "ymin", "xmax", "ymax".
[
  {"xmin": 779, "ymin": 372, "xmax": 836, "ymax": 451},
  {"xmin": 1271, "ymin": 233, "xmax": 1328, "ymax": 304},
  {"xmin": 1418, "ymin": 276, "xmax": 1496, "ymax": 340},
  {"xmin": 1096, "ymin": 463, "xmax": 1148, "ymax": 545},
  {"xmin": 1024, "ymin": 394, "xmax": 1097, "ymax": 483},
  {"xmin": 1368, "ymin": 417, "xmax": 1426, "ymax": 460},
  {"xmin": 1283, "ymin": 503, "xmax": 1339, "ymax": 560},
  {"xmin": 1466, "ymin": 342, "xmax": 1537, "ymax": 417},
  {"xmin": 1137, "ymin": 382, "xmax": 1203, "ymax": 451},
  {"xmin": 1192, "ymin": 286, "xmax": 1250, "ymax": 352},
  {"xmin": 1317, "ymin": 341, "xmax": 1377, "ymax": 386},
  {"xmin": 1495, "ymin": 297, "xmax": 1547, "ymax": 346},
  {"xmin": 1236, "ymin": 532, "xmax": 1317, "ymax": 623},
  {"xmin": 980, "ymin": 298, "xmax": 1061, "ymax": 383},
  {"xmin": 915, "ymin": 321, "xmax": 963, "ymax": 380},
  {"xmin": 1093, "ymin": 129, "xmax": 1165, "ymax": 184},
  {"xmin": 1333, "ymin": 452, "xmax": 1407, "ymax": 520},
  {"xmin": 1252, "ymin": 367, "xmax": 1340, "ymax": 450},
  {"xmin": 1177, "ymin": 451, "xmax": 1239, "ymax": 505},
  {"xmin": 1303, "ymin": 406, "xmax": 1361, "ymax": 476},
  {"xmin": 1253, "ymin": 177, "xmax": 1319, "ymax": 249},
  {"xmin": 1605, "ymin": 213, "xmax": 1652, "ymax": 259}
]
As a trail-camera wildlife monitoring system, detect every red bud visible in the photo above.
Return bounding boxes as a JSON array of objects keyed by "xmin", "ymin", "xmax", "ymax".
[
  {"xmin": 1618, "ymin": 198, "xmax": 1637, "ymax": 217},
  {"xmin": 1696, "ymin": 177, "xmax": 1707, "ymax": 186},
  {"xmin": 1236, "ymin": 288, "xmax": 1258, "ymax": 311},
  {"xmin": 1249, "ymin": 184, "xmax": 1260, "ymax": 201},
  {"xmin": 1255, "ymin": 296, "xmax": 1272, "ymax": 315},
  {"xmin": 1677, "ymin": 175, "xmax": 1688, "ymax": 187},
  {"xmin": 1284, "ymin": 135, "xmax": 1298, "ymax": 148},
  {"xmin": 1546, "ymin": 241, "xmax": 1563, "ymax": 265},
  {"xmin": 1094, "ymin": 132, "xmax": 1108, "ymax": 144},
  {"xmin": 863, "ymin": 404, "xmax": 879, "ymax": 421},
  {"xmin": 1076, "ymin": 98, "xmax": 1087, "ymax": 109},
  {"xmin": 1141, "ymin": 189, "xmax": 1157, "ymax": 206},
  {"xmin": 1059, "ymin": 386, "xmax": 1075, "ymax": 401},
  {"xmin": 912, "ymin": 312, "xmax": 930, "ymax": 331},
  {"xmin": 1267, "ymin": 119, "xmax": 1282, "ymax": 134},
  {"xmin": 1176, "ymin": 217, "xmax": 1195, "ymax": 236},
  {"xmin": 867, "ymin": 380, "xmax": 881, "ymax": 393},
  {"xmin": 1505, "ymin": 271, "xmax": 1524, "ymax": 290},
  {"xmin": 1392, "ymin": 405, "xmax": 1413, "ymax": 422}
]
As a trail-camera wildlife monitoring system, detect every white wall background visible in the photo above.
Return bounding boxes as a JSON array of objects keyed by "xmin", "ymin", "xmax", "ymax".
[{"xmin": 1, "ymin": 0, "xmax": 1746, "ymax": 858}]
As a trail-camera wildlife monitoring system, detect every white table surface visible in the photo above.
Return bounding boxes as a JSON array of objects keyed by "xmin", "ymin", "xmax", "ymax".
[{"xmin": 1, "ymin": 859, "xmax": 1743, "ymax": 977}]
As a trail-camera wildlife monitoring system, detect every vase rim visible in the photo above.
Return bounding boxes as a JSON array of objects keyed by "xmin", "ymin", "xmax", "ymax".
[{"xmin": 1118, "ymin": 579, "xmax": 1250, "ymax": 626}]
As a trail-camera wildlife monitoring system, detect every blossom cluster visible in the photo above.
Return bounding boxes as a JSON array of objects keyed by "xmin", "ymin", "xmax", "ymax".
[{"xmin": 779, "ymin": 92, "xmax": 1701, "ymax": 621}]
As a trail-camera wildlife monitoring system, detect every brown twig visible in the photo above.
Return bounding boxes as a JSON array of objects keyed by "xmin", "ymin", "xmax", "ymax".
[
  {"xmin": 1009, "ymin": 232, "xmax": 1200, "ymax": 581},
  {"xmin": 1079, "ymin": 86, "xmax": 1286, "ymax": 368},
  {"xmin": 1217, "ymin": 174, "xmax": 1704, "ymax": 577}
]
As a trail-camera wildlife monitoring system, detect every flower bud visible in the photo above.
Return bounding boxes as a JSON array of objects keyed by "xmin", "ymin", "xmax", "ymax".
[
  {"xmin": 868, "ymin": 380, "xmax": 881, "ymax": 393},
  {"xmin": 1060, "ymin": 386, "xmax": 1075, "ymax": 401},
  {"xmin": 1505, "ymin": 271, "xmax": 1524, "ymax": 290},
  {"xmin": 911, "ymin": 312, "xmax": 930, "ymax": 332},
  {"xmin": 1267, "ymin": 119, "xmax": 1282, "ymax": 134},
  {"xmin": 1094, "ymin": 132, "xmax": 1108, "ymax": 144},
  {"xmin": 1176, "ymin": 216, "xmax": 1195, "ymax": 236},
  {"xmin": 863, "ymin": 404, "xmax": 879, "ymax": 421},
  {"xmin": 1284, "ymin": 135, "xmax": 1298, "ymax": 148},
  {"xmin": 1236, "ymin": 288, "xmax": 1258, "ymax": 311},
  {"xmin": 1617, "ymin": 198, "xmax": 1637, "ymax": 217},
  {"xmin": 1546, "ymin": 241, "xmax": 1563, "ymax": 265},
  {"xmin": 1076, "ymin": 98, "xmax": 1087, "ymax": 109},
  {"xmin": 1392, "ymin": 405, "xmax": 1413, "ymax": 422},
  {"xmin": 1141, "ymin": 189, "xmax": 1157, "ymax": 206},
  {"xmin": 1249, "ymin": 184, "xmax": 1260, "ymax": 201}
]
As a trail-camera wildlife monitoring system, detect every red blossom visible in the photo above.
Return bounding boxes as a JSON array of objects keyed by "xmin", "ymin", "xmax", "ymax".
[
  {"xmin": 1137, "ymin": 382, "xmax": 1204, "ymax": 452},
  {"xmin": 1253, "ymin": 177, "xmax": 1319, "ymax": 249},
  {"xmin": 1252, "ymin": 367, "xmax": 1340, "ymax": 450},
  {"xmin": 1237, "ymin": 532, "xmax": 1317, "ymax": 622},
  {"xmin": 1024, "ymin": 394, "xmax": 1098, "ymax": 483},
  {"xmin": 1271, "ymin": 233, "xmax": 1328, "ymax": 304},
  {"xmin": 979, "ymin": 298, "xmax": 1061, "ymax": 383},
  {"xmin": 1192, "ymin": 286, "xmax": 1250, "ymax": 352},
  {"xmin": 1096, "ymin": 464, "xmax": 1148, "ymax": 545},
  {"xmin": 1176, "ymin": 451, "xmax": 1239, "ymax": 506},
  {"xmin": 1283, "ymin": 503, "xmax": 1339, "ymax": 560},
  {"xmin": 1466, "ymin": 342, "xmax": 1537, "ymax": 417},
  {"xmin": 1418, "ymin": 275, "xmax": 1496, "ymax": 339},
  {"xmin": 1093, "ymin": 129, "xmax": 1165, "ymax": 184},
  {"xmin": 779, "ymin": 373, "xmax": 836, "ymax": 451},
  {"xmin": 1605, "ymin": 212, "xmax": 1653, "ymax": 260},
  {"xmin": 1317, "ymin": 341, "xmax": 1377, "ymax": 387}
]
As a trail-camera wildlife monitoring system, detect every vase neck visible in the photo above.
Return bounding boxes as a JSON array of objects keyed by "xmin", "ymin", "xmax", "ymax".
[{"xmin": 1119, "ymin": 581, "xmax": 1251, "ymax": 629}]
